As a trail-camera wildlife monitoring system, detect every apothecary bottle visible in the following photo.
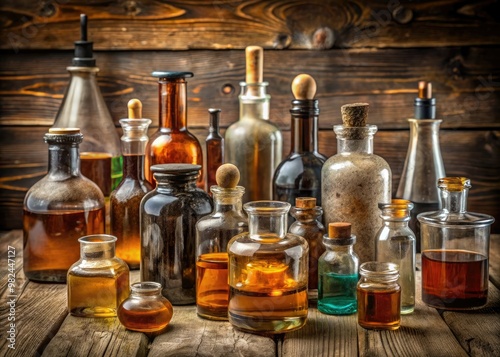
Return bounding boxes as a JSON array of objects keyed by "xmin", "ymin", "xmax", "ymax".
[
  {"xmin": 418, "ymin": 177, "xmax": 495, "ymax": 310},
  {"xmin": 205, "ymin": 108, "xmax": 224, "ymax": 192},
  {"xmin": 145, "ymin": 72, "xmax": 204, "ymax": 189},
  {"xmin": 225, "ymin": 46, "xmax": 282, "ymax": 202},
  {"xmin": 23, "ymin": 128, "xmax": 105, "ymax": 283},
  {"xmin": 141, "ymin": 164, "xmax": 213, "ymax": 305},
  {"xmin": 110, "ymin": 102, "xmax": 153, "ymax": 269},
  {"xmin": 118, "ymin": 282, "xmax": 173, "ymax": 333},
  {"xmin": 375, "ymin": 199, "xmax": 416, "ymax": 314},
  {"xmin": 289, "ymin": 197, "xmax": 325, "ymax": 302},
  {"xmin": 228, "ymin": 201, "xmax": 309, "ymax": 334},
  {"xmin": 318, "ymin": 222, "xmax": 359, "ymax": 315},
  {"xmin": 67, "ymin": 234, "xmax": 130, "ymax": 317},
  {"xmin": 357, "ymin": 262, "xmax": 401, "ymax": 330},
  {"xmin": 322, "ymin": 103, "xmax": 392, "ymax": 263}
]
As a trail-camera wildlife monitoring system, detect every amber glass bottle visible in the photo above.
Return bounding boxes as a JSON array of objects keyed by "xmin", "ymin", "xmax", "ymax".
[
  {"xmin": 205, "ymin": 108, "xmax": 224, "ymax": 192},
  {"xmin": 145, "ymin": 71, "xmax": 204, "ymax": 188},
  {"xmin": 23, "ymin": 128, "xmax": 105, "ymax": 283}
]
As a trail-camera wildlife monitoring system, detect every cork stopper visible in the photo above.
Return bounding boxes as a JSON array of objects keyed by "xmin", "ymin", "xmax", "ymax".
[
  {"xmin": 328, "ymin": 222, "xmax": 351, "ymax": 239},
  {"xmin": 49, "ymin": 128, "xmax": 81, "ymax": 134},
  {"xmin": 216, "ymin": 163, "xmax": 240, "ymax": 189},
  {"xmin": 128, "ymin": 99, "xmax": 142, "ymax": 119},
  {"xmin": 245, "ymin": 46, "xmax": 263, "ymax": 84},
  {"xmin": 295, "ymin": 197, "xmax": 316, "ymax": 208},
  {"xmin": 291, "ymin": 74, "xmax": 317, "ymax": 100},
  {"xmin": 341, "ymin": 103, "xmax": 369, "ymax": 127},
  {"xmin": 418, "ymin": 81, "xmax": 432, "ymax": 99}
]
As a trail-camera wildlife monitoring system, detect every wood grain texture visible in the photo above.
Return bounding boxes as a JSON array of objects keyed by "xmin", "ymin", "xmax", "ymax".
[
  {"xmin": 490, "ymin": 236, "xmax": 500, "ymax": 290},
  {"xmin": 1, "ymin": 0, "xmax": 499, "ymax": 51}
]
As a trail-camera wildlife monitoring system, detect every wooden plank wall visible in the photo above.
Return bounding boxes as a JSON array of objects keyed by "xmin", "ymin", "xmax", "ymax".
[{"xmin": 0, "ymin": 0, "xmax": 499, "ymax": 232}]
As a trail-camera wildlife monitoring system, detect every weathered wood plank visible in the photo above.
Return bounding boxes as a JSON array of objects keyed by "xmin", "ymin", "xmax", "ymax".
[
  {"xmin": 147, "ymin": 305, "xmax": 276, "ymax": 357},
  {"xmin": 1, "ymin": 48, "xmax": 499, "ymax": 130},
  {"xmin": 1, "ymin": 0, "xmax": 499, "ymax": 51},
  {"xmin": 0, "ymin": 230, "xmax": 23, "ymax": 299},
  {"xmin": 490, "ymin": 235, "xmax": 500, "ymax": 290}
]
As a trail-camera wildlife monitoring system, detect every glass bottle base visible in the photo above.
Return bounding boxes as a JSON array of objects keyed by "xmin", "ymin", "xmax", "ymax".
[
  {"xmin": 25, "ymin": 270, "xmax": 67, "ymax": 283},
  {"xmin": 70, "ymin": 306, "xmax": 117, "ymax": 318},
  {"xmin": 318, "ymin": 298, "xmax": 357, "ymax": 315},
  {"xmin": 229, "ymin": 313, "xmax": 307, "ymax": 335}
]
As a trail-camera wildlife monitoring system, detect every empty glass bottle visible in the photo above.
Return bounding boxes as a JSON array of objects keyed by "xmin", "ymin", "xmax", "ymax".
[
  {"xmin": 228, "ymin": 201, "xmax": 309, "ymax": 334},
  {"xmin": 23, "ymin": 128, "xmax": 105, "ymax": 283},
  {"xmin": 205, "ymin": 108, "xmax": 224, "ymax": 192}
]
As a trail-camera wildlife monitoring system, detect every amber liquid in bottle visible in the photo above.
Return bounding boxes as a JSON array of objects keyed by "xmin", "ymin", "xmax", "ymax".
[
  {"xmin": 23, "ymin": 208, "xmax": 105, "ymax": 282},
  {"xmin": 422, "ymin": 249, "xmax": 488, "ymax": 309},
  {"xmin": 357, "ymin": 287, "xmax": 401, "ymax": 330},
  {"xmin": 196, "ymin": 252, "xmax": 229, "ymax": 319},
  {"xmin": 80, "ymin": 152, "xmax": 112, "ymax": 195},
  {"xmin": 118, "ymin": 305, "xmax": 173, "ymax": 333}
]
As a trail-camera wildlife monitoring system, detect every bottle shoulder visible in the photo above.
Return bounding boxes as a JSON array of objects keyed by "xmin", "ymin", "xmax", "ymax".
[{"xmin": 226, "ymin": 118, "xmax": 282, "ymax": 138}]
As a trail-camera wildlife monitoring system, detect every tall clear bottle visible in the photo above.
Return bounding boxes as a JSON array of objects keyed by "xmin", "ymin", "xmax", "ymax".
[
  {"xmin": 52, "ymin": 14, "xmax": 122, "ymax": 198},
  {"xmin": 205, "ymin": 108, "xmax": 224, "ymax": 192},
  {"xmin": 396, "ymin": 81, "xmax": 445, "ymax": 250},
  {"xmin": 23, "ymin": 128, "xmax": 105, "ymax": 283},
  {"xmin": 110, "ymin": 99, "xmax": 153, "ymax": 269},
  {"xmin": 145, "ymin": 71, "xmax": 204, "ymax": 189},
  {"xmin": 322, "ymin": 103, "xmax": 392, "ymax": 263},
  {"xmin": 225, "ymin": 46, "xmax": 283, "ymax": 202}
]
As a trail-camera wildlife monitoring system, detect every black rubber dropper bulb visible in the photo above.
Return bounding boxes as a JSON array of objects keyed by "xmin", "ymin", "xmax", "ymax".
[{"xmin": 72, "ymin": 14, "xmax": 96, "ymax": 67}]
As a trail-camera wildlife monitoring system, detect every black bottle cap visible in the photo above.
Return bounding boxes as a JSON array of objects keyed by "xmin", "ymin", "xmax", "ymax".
[
  {"xmin": 151, "ymin": 71, "xmax": 194, "ymax": 79},
  {"xmin": 72, "ymin": 14, "xmax": 96, "ymax": 67},
  {"xmin": 414, "ymin": 81, "xmax": 436, "ymax": 119},
  {"xmin": 151, "ymin": 163, "xmax": 201, "ymax": 174}
]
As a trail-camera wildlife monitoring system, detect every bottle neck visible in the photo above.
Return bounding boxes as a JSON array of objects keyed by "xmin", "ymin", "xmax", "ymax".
[
  {"xmin": 324, "ymin": 241, "xmax": 354, "ymax": 253},
  {"xmin": 245, "ymin": 202, "xmax": 290, "ymax": 240},
  {"xmin": 122, "ymin": 154, "xmax": 147, "ymax": 181},
  {"xmin": 291, "ymin": 116, "xmax": 319, "ymax": 154},
  {"xmin": 239, "ymin": 82, "xmax": 270, "ymax": 121},
  {"xmin": 441, "ymin": 187, "xmax": 468, "ymax": 214},
  {"xmin": 290, "ymin": 206, "xmax": 322, "ymax": 223},
  {"xmin": 48, "ymin": 142, "xmax": 81, "ymax": 177},
  {"xmin": 212, "ymin": 187, "xmax": 245, "ymax": 213},
  {"xmin": 334, "ymin": 125, "xmax": 377, "ymax": 154},
  {"xmin": 158, "ymin": 78, "xmax": 188, "ymax": 130},
  {"xmin": 80, "ymin": 236, "xmax": 116, "ymax": 260}
]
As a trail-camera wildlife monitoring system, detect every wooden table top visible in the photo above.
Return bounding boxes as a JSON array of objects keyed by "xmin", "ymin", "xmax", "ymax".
[{"xmin": 1, "ymin": 230, "xmax": 499, "ymax": 357}]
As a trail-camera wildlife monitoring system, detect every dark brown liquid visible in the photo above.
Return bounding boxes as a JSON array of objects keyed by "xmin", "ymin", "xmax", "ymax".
[
  {"xmin": 23, "ymin": 208, "xmax": 105, "ymax": 282},
  {"xmin": 357, "ymin": 286, "xmax": 400, "ymax": 330},
  {"xmin": 118, "ymin": 302, "xmax": 173, "ymax": 333},
  {"xmin": 422, "ymin": 250, "xmax": 488, "ymax": 309},
  {"xmin": 196, "ymin": 252, "xmax": 229, "ymax": 320},
  {"xmin": 205, "ymin": 138, "xmax": 223, "ymax": 192},
  {"xmin": 81, "ymin": 152, "xmax": 112, "ymax": 195}
]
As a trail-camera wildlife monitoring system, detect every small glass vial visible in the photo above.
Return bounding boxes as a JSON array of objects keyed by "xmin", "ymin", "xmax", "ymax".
[
  {"xmin": 228, "ymin": 201, "xmax": 309, "ymax": 334},
  {"xmin": 375, "ymin": 199, "xmax": 416, "ymax": 314},
  {"xmin": 141, "ymin": 164, "xmax": 213, "ymax": 305},
  {"xmin": 196, "ymin": 164, "xmax": 248, "ymax": 320},
  {"xmin": 118, "ymin": 282, "xmax": 173, "ymax": 333},
  {"xmin": 289, "ymin": 197, "xmax": 325, "ymax": 302},
  {"xmin": 357, "ymin": 261, "xmax": 401, "ymax": 330},
  {"xmin": 205, "ymin": 108, "xmax": 224, "ymax": 192},
  {"xmin": 418, "ymin": 177, "xmax": 495, "ymax": 310},
  {"xmin": 318, "ymin": 222, "xmax": 359, "ymax": 315},
  {"xmin": 67, "ymin": 234, "xmax": 130, "ymax": 317}
]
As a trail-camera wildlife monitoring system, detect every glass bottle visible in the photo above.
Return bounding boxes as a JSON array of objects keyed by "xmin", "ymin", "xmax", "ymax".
[
  {"xmin": 205, "ymin": 108, "xmax": 224, "ymax": 193},
  {"xmin": 110, "ymin": 99, "xmax": 153, "ymax": 269},
  {"xmin": 418, "ymin": 177, "xmax": 495, "ymax": 310},
  {"xmin": 141, "ymin": 164, "xmax": 213, "ymax": 305},
  {"xmin": 196, "ymin": 164, "xmax": 248, "ymax": 320},
  {"xmin": 273, "ymin": 74, "xmax": 327, "ymax": 219},
  {"xmin": 23, "ymin": 128, "xmax": 105, "ymax": 283},
  {"xmin": 289, "ymin": 197, "xmax": 325, "ymax": 302},
  {"xmin": 375, "ymin": 199, "xmax": 416, "ymax": 314},
  {"xmin": 145, "ymin": 71, "xmax": 204, "ymax": 189},
  {"xmin": 322, "ymin": 103, "xmax": 392, "ymax": 263},
  {"xmin": 52, "ymin": 14, "xmax": 122, "ymax": 197},
  {"xmin": 227, "ymin": 201, "xmax": 309, "ymax": 334},
  {"xmin": 357, "ymin": 261, "xmax": 401, "ymax": 330},
  {"xmin": 118, "ymin": 281, "xmax": 173, "ymax": 333},
  {"xmin": 397, "ymin": 81, "xmax": 445, "ymax": 251},
  {"xmin": 225, "ymin": 46, "xmax": 283, "ymax": 202},
  {"xmin": 318, "ymin": 222, "xmax": 359, "ymax": 315},
  {"xmin": 67, "ymin": 234, "xmax": 130, "ymax": 317}
]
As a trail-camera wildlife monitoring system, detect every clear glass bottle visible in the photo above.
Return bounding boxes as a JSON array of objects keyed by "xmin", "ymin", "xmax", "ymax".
[
  {"xmin": 205, "ymin": 108, "xmax": 224, "ymax": 193},
  {"xmin": 141, "ymin": 164, "xmax": 213, "ymax": 305},
  {"xmin": 318, "ymin": 222, "xmax": 359, "ymax": 315},
  {"xmin": 145, "ymin": 71, "xmax": 204, "ymax": 189},
  {"xmin": 67, "ymin": 234, "xmax": 130, "ymax": 317},
  {"xmin": 289, "ymin": 197, "xmax": 325, "ymax": 302},
  {"xmin": 118, "ymin": 281, "xmax": 173, "ymax": 333},
  {"xmin": 322, "ymin": 103, "xmax": 392, "ymax": 263},
  {"xmin": 357, "ymin": 261, "xmax": 401, "ymax": 330},
  {"xmin": 23, "ymin": 128, "xmax": 105, "ymax": 283},
  {"xmin": 52, "ymin": 14, "xmax": 122, "ymax": 197},
  {"xmin": 273, "ymin": 74, "xmax": 327, "ymax": 217},
  {"xmin": 110, "ymin": 99, "xmax": 153, "ymax": 269},
  {"xmin": 418, "ymin": 177, "xmax": 495, "ymax": 310},
  {"xmin": 375, "ymin": 199, "xmax": 416, "ymax": 314},
  {"xmin": 196, "ymin": 164, "xmax": 248, "ymax": 320},
  {"xmin": 227, "ymin": 201, "xmax": 309, "ymax": 334},
  {"xmin": 225, "ymin": 46, "xmax": 283, "ymax": 202},
  {"xmin": 397, "ymin": 81, "xmax": 445, "ymax": 251}
]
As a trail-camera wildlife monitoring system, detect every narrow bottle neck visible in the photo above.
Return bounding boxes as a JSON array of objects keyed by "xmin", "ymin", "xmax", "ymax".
[
  {"xmin": 239, "ymin": 82, "xmax": 270, "ymax": 121},
  {"xmin": 80, "ymin": 240, "xmax": 116, "ymax": 260},
  {"xmin": 291, "ymin": 116, "xmax": 318, "ymax": 154},
  {"xmin": 441, "ymin": 188, "xmax": 468, "ymax": 214},
  {"xmin": 122, "ymin": 154, "xmax": 147, "ymax": 181},
  {"xmin": 337, "ymin": 136, "xmax": 373, "ymax": 154},
  {"xmin": 158, "ymin": 79, "xmax": 188, "ymax": 130},
  {"xmin": 48, "ymin": 143, "xmax": 81, "ymax": 177},
  {"xmin": 325, "ymin": 242, "xmax": 354, "ymax": 253},
  {"xmin": 212, "ymin": 188, "xmax": 244, "ymax": 213}
]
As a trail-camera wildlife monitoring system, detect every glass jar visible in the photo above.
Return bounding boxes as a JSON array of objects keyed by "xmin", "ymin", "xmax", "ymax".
[
  {"xmin": 357, "ymin": 261, "xmax": 401, "ymax": 330},
  {"xmin": 23, "ymin": 128, "xmax": 105, "ymax": 283},
  {"xmin": 318, "ymin": 222, "xmax": 359, "ymax": 315},
  {"xmin": 227, "ymin": 201, "xmax": 309, "ymax": 334},
  {"xmin": 418, "ymin": 177, "xmax": 495, "ymax": 310},
  {"xmin": 67, "ymin": 234, "xmax": 130, "ymax": 317},
  {"xmin": 141, "ymin": 164, "xmax": 213, "ymax": 305},
  {"xmin": 205, "ymin": 108, "xmax": 224, "ymax": 192},
  {"xmin": 118, "ymin": 281, "xmax": 173, "ymax": 333},
  {"xmin": 375, "ymin": 199, "xmax": 416, "ymax": 314},
  {"xmin": 289, "ymin": 197, "xmax": 325, "ymax": 302}
]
